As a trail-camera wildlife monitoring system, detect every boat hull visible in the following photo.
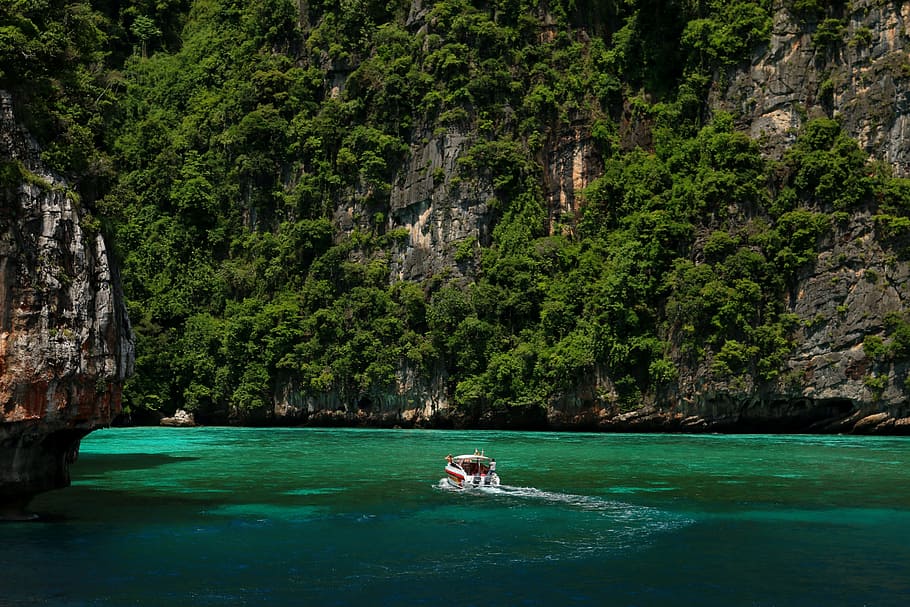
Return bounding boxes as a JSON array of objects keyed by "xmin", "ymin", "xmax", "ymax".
[{"xmin": 444, "ymin": 464, "xmax": 500, "ymax": 488}]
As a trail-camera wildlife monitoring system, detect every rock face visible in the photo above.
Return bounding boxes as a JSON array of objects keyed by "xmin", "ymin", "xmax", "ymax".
[
  {"xmin": 639, "ymin": 1, "xmax": 910, "ymax": 434},
  {"xmin": 543, "ymin": 124, "xmax": 601, "ymax": 233},
  {"xmin": 717, "ymin": 1, "xmax": 910, "ymax": 175},
  {"xmin": 388, "ymin": 128, "xmax": 494, "ymax": 282},
  {"xmin": 0, "ymin": 91, "xmax": 134, "ymax": 514},
  {"xmin": 782, "ymin": 216, "xmax": 910, "ymax": 423},
  {"xmin": 271, "ymin": 361, "xmax": 450, "ymax": 427}
]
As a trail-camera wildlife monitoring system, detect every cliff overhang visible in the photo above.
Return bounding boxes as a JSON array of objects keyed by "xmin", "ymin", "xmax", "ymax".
[{"xmin": 0, "ymin": 90, "xmax": 134, "ymax": 518}]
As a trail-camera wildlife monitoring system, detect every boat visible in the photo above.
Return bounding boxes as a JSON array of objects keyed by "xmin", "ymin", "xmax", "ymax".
[{"xmin": 444, "ymin": 450, "xmax": 500, "ymax": 488}]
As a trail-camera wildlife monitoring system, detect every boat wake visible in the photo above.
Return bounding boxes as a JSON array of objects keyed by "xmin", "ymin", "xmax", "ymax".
[
  {"xmin": 473, "ymin": 483, "xmax": 659, "ymax": 516},
  {"xmin": 435, "ymin": 478, "xmax": 692, "ymax": 527},
  {"xmin": 437, "ymin": 478, "xmax": 633, "ymax": 509},
  {"xmin": 509, "ymin": 485, "xmax": 628, "ymax": 509},
  {"xmin": 434, "ymin": 478, "xmax": 692, "ymax": 560},
  {"xmin": 436, "ymin": 478, "xmax": 668, "ymax": 512}
]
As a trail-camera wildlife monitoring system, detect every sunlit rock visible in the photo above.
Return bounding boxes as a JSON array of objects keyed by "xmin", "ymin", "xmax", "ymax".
[{"xmin": 0, "ymin": 91, "xmax": 134, "ymax": 517}]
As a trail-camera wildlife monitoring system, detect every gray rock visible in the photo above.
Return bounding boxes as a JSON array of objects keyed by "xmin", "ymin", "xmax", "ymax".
[
  {"xmin": 716, "ymin": 1, "xmax": 910, "ymax": 175},
  {"xmin": 0, "ymin": 90, "xmax": 134, "ymax": 515},
  {"xmin": 388, "ymin": 128, "xmax": 494, "ymax": 283},
  {"xmin": 160, "ymin": 409, "xmax": 196, "ymax": 427}
]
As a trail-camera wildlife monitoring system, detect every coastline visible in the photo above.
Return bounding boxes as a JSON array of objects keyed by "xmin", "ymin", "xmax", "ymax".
[{"xmin": 111, "ymin": 403, "xmax": 910, "ymax": 435}]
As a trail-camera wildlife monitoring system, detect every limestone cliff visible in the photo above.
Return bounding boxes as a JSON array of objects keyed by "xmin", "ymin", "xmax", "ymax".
[
  {"xmin": 539, "ymin": 2, "xmax": 910, "ymax": 434},
  {"xmin": 545, "ymin": 1, "xmax": 910, "ymax": 434},
  {"xmin": 555, "ymin": 213, "xmax": 910, "ymax": 434},
  {"xmin": 263, "ymin": 2, "xmax": 910, "ymax": 434},
  {"xmin": 717, "ymin": 1, "xmax": 910, "ymax": 174},
  {"xmin": 653, "ymin": 1, "xmax": 910, "ymax": 433},
  {"xmin": 388, "ymin": 128, "xmax": 494, "ymax": 283},
  {"xmin": 0, "ymin": 91, "xmax": 134, "ymax": 515}
]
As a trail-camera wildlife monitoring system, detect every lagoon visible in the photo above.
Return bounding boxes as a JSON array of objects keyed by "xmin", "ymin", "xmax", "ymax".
[{"xmin": 5, "ymin": 428, "xmax": 910, "ymax": 605}]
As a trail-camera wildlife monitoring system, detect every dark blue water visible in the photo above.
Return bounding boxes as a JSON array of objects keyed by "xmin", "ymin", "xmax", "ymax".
[{"xmin": 3, "ymin": 428, "xmax": 909, "ymax": 606}]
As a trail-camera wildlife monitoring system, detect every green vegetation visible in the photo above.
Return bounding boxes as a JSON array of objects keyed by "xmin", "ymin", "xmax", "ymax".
[{"xmin": 4, "ymin": 0, "xmax": 910, "ymax": 422}]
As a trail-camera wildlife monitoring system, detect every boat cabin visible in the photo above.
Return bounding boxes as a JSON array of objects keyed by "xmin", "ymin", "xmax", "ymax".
[{"xmin": 453, "ymin": 455, "xmax": 492, "ymax": 475}]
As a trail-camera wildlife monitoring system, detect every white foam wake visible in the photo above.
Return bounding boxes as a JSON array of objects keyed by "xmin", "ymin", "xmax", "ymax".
[{"xmin": 435, "ymin": 478, "xmax": 692, "ymax": 531}]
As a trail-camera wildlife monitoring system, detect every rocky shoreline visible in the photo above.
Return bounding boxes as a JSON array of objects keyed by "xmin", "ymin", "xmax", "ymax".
[{"xmin": 120, "ymin": 398, "xmax": 910, "ymax": 435}]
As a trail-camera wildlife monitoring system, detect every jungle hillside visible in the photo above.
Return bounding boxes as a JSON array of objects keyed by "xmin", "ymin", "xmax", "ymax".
[{"xmin": 3, "ymin": 0, "xmax": 910, "ymax": 431}]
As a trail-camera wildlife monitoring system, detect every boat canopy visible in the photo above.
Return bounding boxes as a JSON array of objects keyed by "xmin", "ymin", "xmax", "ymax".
[{"xmin": 453, "ymin": 454, "xmax": 492, "ymax": 463}]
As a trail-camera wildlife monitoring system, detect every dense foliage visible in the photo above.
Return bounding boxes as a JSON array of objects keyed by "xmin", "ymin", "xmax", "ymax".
[{"xmin": 4, "ymin": 0, "xmax": 910, "ymax": 422}]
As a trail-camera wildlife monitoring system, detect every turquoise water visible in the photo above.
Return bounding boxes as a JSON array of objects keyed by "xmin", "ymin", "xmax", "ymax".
[{"xmin": 4, "ymin": 428, "xmax": 910, "ymax": 606}]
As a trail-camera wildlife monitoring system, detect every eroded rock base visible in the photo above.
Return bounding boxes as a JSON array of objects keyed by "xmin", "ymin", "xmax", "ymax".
[{"xmin": 0, "ymin": 424, "xmax": 87, "ymax": 518}]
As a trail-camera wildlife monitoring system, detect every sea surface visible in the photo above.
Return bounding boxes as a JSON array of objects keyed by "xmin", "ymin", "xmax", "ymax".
[{"xmin": 3, "ymin": 428, "xmax": 910, "ymax": 606}]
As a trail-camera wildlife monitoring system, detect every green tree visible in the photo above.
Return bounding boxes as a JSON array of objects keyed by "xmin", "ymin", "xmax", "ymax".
[{"xmin": 131, "ymin": 15, "xmax": 161, "ymax": 58}]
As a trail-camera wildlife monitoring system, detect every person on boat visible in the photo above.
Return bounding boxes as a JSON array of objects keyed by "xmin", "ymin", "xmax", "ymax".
[
  {"xmin": 489, "ymin": 459, "xmax": 496, "ymax": 474},
  {"xmin": 445, "ymin": 454, "xmax": 454, "ymax": 465}
]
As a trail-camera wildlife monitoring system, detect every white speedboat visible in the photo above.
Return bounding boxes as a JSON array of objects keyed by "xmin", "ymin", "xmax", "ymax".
[{"xmin": 444, "ymin": 451, "xmax": 500, "ymax": 488}]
